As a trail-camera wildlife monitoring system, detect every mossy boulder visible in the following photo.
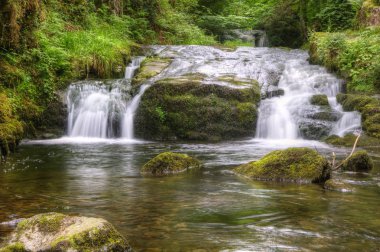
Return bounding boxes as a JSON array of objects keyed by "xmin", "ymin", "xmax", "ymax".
[
  {"xmin": 0, "ymin": 212, "xmax": 132, "ymax": 252},
  {"xmin": 341, "ymin": 150, "xmax": 374, "ymax": 172},
  {"xmin": 299, "ymin": 120, "xmax": 332, "ymax": 140},
  {"xmin": 132, "ymin": 57, "xmax": 172, "ymax": 90},
  {"xmin": 135, "ymin": 74, "xmax": 261, "ymax": 141},
  {"xmin": 310, "ymin": 94, "xmax": 329, "ymax": 107},
  {"xmin": 234, "ymin": 148, "xmax": 331, "ymax": 183},
  {"xmin": 141, "ymin": 152, "xmax": 201, "ymax": 176},
  {"xmin": 337, "ymin": 94, "xmax": 380, "ymax": 138},
  {"xmin": 324, "ymin": 179, "xmax": 354, "ymax": 192}
]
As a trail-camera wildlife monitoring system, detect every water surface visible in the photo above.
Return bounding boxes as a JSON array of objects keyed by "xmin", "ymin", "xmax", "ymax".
[{"xmin": 1, "ymin": 139, "xmax": 380, "ymax": 251}]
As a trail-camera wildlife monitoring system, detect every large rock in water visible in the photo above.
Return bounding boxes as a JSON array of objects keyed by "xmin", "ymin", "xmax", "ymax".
[
  {"xmin": 141, "ymin": 152, "xmax": 201, "ymax": 176},
  {"xmin": 341, "ymin": 150, "xmax": 374, "ymax": 172},
  {"xmin": 0, "ymin": 213, "xmax": 132, "ymax": 252},
  {"xmin": 135, "ymin": 73, "xmax": 261, "ymax": 141},
  {"xmin": 234, "ymin": 148, "xmax": 331, "ymax": 183}
]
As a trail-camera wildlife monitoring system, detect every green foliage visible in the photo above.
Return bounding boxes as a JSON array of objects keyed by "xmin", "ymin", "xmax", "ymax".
[
  {"xmin": 314, "ymin": 0, "xmax": 357, "ymax": 31},
  {"xmin": 310, "ymin": 28, "xmax": 380, "ymax": 93}
]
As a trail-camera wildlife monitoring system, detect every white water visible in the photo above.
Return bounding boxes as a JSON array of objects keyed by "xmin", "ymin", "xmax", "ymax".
[
  {"xmin": 67, "ymin": 57, "xmax": 144, "ymax": 138},
  {"xmin": 66, "ymin": 46, "xmax": 362, "ymax": 141}
]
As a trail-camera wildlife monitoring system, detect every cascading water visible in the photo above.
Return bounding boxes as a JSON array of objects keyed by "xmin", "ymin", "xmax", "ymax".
[
  {"xmin": 67, "ymin": 57, "xmax": 144, "ymax": 138},
  {"xmin": 66, "ymin": 45, "xmax": 361, "ymax": 141}
]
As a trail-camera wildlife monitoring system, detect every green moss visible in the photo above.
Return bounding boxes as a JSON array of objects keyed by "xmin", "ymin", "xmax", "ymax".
[
  {"xmin": 0, "ymin": 242, "xmax": 26, "ymax": 252},
  {"xmin": 17, "ymin": 213, "xmax": 66, "ymax": 234},
  {"xmin": 341, "ymin": 150, "xmax": 374, "ymax": 172},
  {"xmin": 234, "ymin": 148, "xmax": 331, "ymax": 183},
  {"xmin": 141, "ymin": 152, "xmax": 201, "ymax": 176},
  {"xmin": 310, "ymin": 94, "xmax": 329, "ymax": 106},
  {"xmin": 132, "ymin": 57, "xmax": 172, "ymax": 88},
  {"xmin": 51, "ymin": 223, "xmax": 129, "ymax": 251},
  {"xmin": 135, "ymin": 76, "xmax": 260, "ymax": 141}
]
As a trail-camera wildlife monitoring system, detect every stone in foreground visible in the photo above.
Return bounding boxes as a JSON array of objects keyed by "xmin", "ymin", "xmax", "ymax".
[
  {"xmin": 0, "ymin": 212, "xmax": 132, "ymax": 252},
  {"xmin": 341, "ymin": 150, "xmax": 373, "ymax": 172},
  {"xmin": 141, "ymin": 152, "xmax": 201, "ymax": 176},
  {"xmin": 324, "ymin": 179, "xmax": 354, "ymax": 192},
  {"xmin": 234, "ymin": 148, "xmax": 331, "ymax": 183}
]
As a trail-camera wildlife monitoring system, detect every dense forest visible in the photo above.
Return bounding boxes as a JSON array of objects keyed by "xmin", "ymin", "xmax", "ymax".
[{"xmin": 0, "ymin": 0, "xmax": 379, "ymax": 154}]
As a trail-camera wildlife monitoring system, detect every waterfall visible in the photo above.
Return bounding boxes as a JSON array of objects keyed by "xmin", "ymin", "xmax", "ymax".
[
  {"xmin": 121, "ymin": 85, "xmax": 150, "ymax": 139},
  {"xmin": 255, "ymin": 57, "xmax": 361, "ymax": 139},
  {"xmin": 66, "ymin": 46, "xmax": 362, "ymax": 141},
  {"xmin": 67, "ymin": 57, "xmax": 144, "ymax": 138},
  {"xmin": 256, "ymin": 31, "xmax": 269, "ymax": 47}
]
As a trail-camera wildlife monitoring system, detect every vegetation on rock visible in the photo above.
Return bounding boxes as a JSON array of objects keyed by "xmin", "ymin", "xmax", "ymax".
[
  {"xmin": 141, "ymin": 152, "xmax": 201, "ymax": 176},
  {"xmin": 310, "ymin": 94, "xmax": 329, "ymax": 106},
  {"xmin": 135, "ymin": 74, "xmax": 261, "ymax": 141},
  {"xmin": 324, "ymin": 133, "xmax": 380, "ymax": 147},
  {"xmin": 341, "ymin": 150, "xmax": 374, "ymax": 172},
  {"xmin": 234, "ymin": 148, "xmax": 331, "ymax": 183},
  {"xmin": 0, "ymin": 212, "xmax": 132, "ymax": 252}
]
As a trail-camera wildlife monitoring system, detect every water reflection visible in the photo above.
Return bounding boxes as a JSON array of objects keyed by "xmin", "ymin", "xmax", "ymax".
[{"xmin": 0, "ymin": 139, "xmax": 379, "ymax": 251}]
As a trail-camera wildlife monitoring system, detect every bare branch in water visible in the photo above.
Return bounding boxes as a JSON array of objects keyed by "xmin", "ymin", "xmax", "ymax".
[{"xmin": 332, "ymin": 131, "xmax": 361, "ymax": 171}]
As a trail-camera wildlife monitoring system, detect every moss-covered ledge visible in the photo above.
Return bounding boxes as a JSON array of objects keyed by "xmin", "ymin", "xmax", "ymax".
[
  {"xmin": 132, "ymin": 57, "xmax": 172, "ymax": 90},
  {"xmin": 134, "ymin": 73, "xmax": 261, "ymax": 141}
]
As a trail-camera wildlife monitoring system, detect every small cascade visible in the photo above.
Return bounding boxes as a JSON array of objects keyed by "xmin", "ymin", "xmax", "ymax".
[
  {"xmin": 255, "ymin": 56, "xmax": 361, "ymax": 140},
  {"xmin": 256, "ymin": 31, "xmax": 269, "ymax": 47},
  {"xmin": 125, "ymin": 57, "xmax": 145, "ymax": 79},
  {"xmin": 122, "ymin": 85, "xmax": 150, "ymax": 139},
  {"xmin": 67, "ymin": 80, "xmax": 129, "ymax": 138},
  {"xmin": 67, "ymin": 57, "xmax": 144, "ymax": 138}
]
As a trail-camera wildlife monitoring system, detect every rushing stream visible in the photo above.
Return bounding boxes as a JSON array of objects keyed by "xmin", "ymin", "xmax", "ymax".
[{"xmin": 1, "ymin": 46, "xmax": 379, "ymax": 251}]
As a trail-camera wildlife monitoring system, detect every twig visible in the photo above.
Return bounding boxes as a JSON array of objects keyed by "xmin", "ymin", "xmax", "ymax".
[{"xmin": 332, "ymin": 131, "xmax": 361, "ymax": 171}]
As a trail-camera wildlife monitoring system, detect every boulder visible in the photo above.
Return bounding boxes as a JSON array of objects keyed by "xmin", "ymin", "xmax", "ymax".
[
  {"xmin": 324, "ymin": 179, "xmax": 354, "ymax": 192},
  {"xmin": 141, "ymin": 152, "xmax": 201, "ymax": 176},
  {"xmin": 234, "ymin": 147, "xmax": 331, "ymax": 183},
  {"xmin": 135, "ymin": 73, "xmax": 261, "ymax": 141},
  {"xmin": 341, "ymin": 150, "xmax": 374, "ymax": 172},
  {"xmin": 298, "ymin": 120, "xmax": 332, "ymax": 140},
  {"xmin": 0, "ymin": 212, "xmax": 132, "ymax": 252},
  {"xmin": 310, "ymin": 94, "xmax": 329, "ymax": 106}
]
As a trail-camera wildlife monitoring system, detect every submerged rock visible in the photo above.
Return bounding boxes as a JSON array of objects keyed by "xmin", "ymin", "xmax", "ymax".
[
  {"xmin": 310, "ymin": 94, "xmax": 329, "ymax": 107},
  {"xmin": 141, "ymin": 152, "xmax": 201, "ymax": 176},
  {"xmin": 341, "ymin": 150, "xmax": 373, "ymax": 172},
  {"xmin": 0, "ymin": 212, "xmax": 132, "ymax": 252},
  {"xmin": 324, "ymin": 179, "xmax": 354, "ymax": 192},
  {"xmin": 135, "ymin": 73, "xmax": 261, "ymax": 141},
  {"xmin": 234, "ymin": 148, "xmax": 331, "ymax": 183}
]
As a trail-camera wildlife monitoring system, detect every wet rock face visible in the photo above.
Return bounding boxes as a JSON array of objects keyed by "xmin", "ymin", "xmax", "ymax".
[
  {"xmin": 135, "ymin": 74, "xmax": 261, "ymax": 141},
  {"xmin": 234, "ymin": 147, "xmax": 331, "ymax": 184},
  {"xmin": 310, "ymin": 94, "xmax": 329, "ymax": 107},
  {"xmin": 141, "ymin": 152, "xmax": 201, "ymax": 176},
  {"xmin": 0, "ymin": 213, "xmax": 132, "ymax": 252},
  {"xmin": 342, "ymin": 150, "xmax": 374, "ymax": 172}
]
